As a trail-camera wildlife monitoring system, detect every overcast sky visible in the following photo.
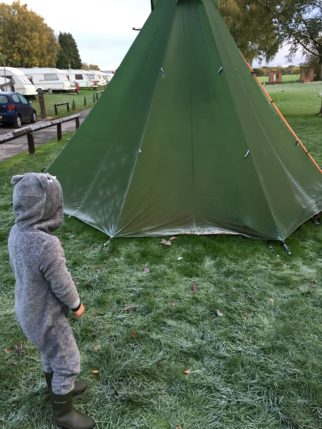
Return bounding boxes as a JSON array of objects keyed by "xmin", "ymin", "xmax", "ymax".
[
  {"xmin": 2, "ymin": 0, "xmax": 151, "ymax": 70},
  {"xmin": 2, "ymin": 0, "xmax": 304, "ymax": 70},
  {"xmin": 253, "ymin": 46, "xmax": 305, "ymax": 68}
]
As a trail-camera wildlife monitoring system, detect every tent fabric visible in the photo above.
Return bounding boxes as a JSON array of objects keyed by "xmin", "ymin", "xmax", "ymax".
[{"xmin": 48, "ymin": 0, "xmax": 322, "ymax": 241}]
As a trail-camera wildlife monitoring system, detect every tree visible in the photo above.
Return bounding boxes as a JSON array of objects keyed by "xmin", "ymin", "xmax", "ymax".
[
  {"xmin": 82, "ymin": 63, "xmax": 100, "ymax": 71},
  {"xmin": 0, "ymin": 1, "xmax": 58, "ymax": 67},
  {"xmin": 219, "ymin": 0, "xmax": 281, "ymax": 63},
  {"xmin": 56, "ymin": 32, "xmax": 82, "ymax": 69},
  {"xmin": 219, "ymin": 0, "xmax": 322, "ymax": 79},
  {"xmin": 264, "ymin": 0, "xmax": 322, "ymax": 79}
]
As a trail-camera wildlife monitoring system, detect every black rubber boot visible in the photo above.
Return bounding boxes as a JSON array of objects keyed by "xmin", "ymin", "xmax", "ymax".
[
  {"xmin": 44, "ymin": 372, "xmax": 87, "ymax": 396},
  {"xmin": 51, "ymin": 391, "xmax": 95, "ymax": 429}
]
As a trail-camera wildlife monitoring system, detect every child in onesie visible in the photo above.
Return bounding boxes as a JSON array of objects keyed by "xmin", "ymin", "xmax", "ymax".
[{"xmin": 8, "ymin": 172, "xmax": 95, "ymax": 429}]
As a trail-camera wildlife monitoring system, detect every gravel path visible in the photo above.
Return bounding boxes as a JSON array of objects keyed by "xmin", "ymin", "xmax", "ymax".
[{"xmin": 0, "ymin": 109, "xmax": 90, "ymax": 162}]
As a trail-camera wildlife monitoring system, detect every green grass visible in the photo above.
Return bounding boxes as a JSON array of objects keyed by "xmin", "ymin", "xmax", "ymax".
[
  {"xmin": 1, "ymin": 84, "xmax": 322, "ymax": 428},
  {"xmin": 266, "ymin": 82, "xmax": 322, "ymax": 166},
  {"xmin": 30, "ymin": 88, "xmax": 105, "ymax": 119},
  {"xmin": 258, "ymin": 74, "xmax": 300, "ymax": 84}
]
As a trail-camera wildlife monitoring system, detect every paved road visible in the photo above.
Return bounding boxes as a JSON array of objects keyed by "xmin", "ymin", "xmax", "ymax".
[{"xmin": 0, "ymin": 109, "xmax": 90, "ymax": 162}]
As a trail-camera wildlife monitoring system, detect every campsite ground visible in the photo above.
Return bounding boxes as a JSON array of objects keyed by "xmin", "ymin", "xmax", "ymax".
[
  {"xmin": 0, "ymin": 82, "xmax": 322, "ymax": 428},
  {"xmin": 0, "ymin": 108, "xmax": 90, "ymax": 162},
  {"xmin": 267, "ymin": 82, "xmax": 322, "ymax": 165}
]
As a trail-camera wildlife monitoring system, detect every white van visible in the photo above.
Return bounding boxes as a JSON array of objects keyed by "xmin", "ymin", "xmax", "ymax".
[
  {"xmin": 0, "ymin": 67, "xmax": 37, "ymax": 96},
  {"xmin": 20, "ymin": 68, "xmax": 74, "ymax": 93},
  {"xmin": 64, "ymin": 69, "xmax": 93, "ymax": 89}
]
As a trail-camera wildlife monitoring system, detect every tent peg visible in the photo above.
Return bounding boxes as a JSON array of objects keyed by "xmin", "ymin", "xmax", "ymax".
[
  {"xmin": 217, "ymin": 66, "xmax": 223, "ymax": 74},
  {"xmin": 281, "ymin": 241, "xmax": 291, "ymax": 256}
]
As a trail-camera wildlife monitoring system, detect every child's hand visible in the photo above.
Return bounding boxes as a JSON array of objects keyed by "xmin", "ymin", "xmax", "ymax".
[{"xmin": 72, "ymin": 303, "xmax": 85, "ymax": 319}]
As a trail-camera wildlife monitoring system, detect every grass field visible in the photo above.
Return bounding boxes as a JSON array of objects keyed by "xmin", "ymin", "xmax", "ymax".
[
  {"xmin": 0, "ymin": 82, "xmax": 322, "ymax": 428},
  {"xmin": 258, "ymin": 75, "xmax": 300, "ymax": 84},
  {"xmin": 30, "ymin": 88, "xmax": 105, "ymax": 119},
  {"xmin": 266, "ymin": 81, "xmax": 322, "ymax": 167}
]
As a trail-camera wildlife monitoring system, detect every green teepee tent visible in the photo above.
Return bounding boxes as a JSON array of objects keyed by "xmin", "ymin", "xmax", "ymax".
[{"xmin": 48, "ymin": 0, "xmax": 322, "ymax": 241}]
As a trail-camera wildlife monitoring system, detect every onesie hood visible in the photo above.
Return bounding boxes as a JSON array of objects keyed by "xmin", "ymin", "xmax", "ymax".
[{"xmin": 12, "ymin": 173, "xmax": 64, "ymax": 232}]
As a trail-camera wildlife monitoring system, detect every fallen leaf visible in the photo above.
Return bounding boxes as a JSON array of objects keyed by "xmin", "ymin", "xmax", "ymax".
[
  {"xmin": 191, "ymin": 282, "xmax": 198, "ymax": 294},
  {"xmin": 143, "ymin": 265, "xmax": 150, "ymax": 273},
  {"xmin": 216, "ymin": 309, "xmax": 224, "ymax": 317},
  {"xmin": 160, "ymin": 239, "xmax": 172, "ymax": 246},
  {"xmin": 170, "ymin": 236, "xmax": 177, "ymax": 241},
  {"xmin": 183, "ymin": 368, "xmax": 191, "ymax": 375},
  {"xmin": 176, "ymin": 426, "xmax": 183, "ymax": 429},
  {"xmin": 93, "ymin": 344, "xmax": 101, "ymax": 352},
  {"xmin": 15, "ymin": 342, "xmax": 24, "ymax": 354},
  {"xmin": 91, "ymin": 369, "xmax": 99, "ymax": 377},
  {"xmin": 131, "ymin": 330, "xmax": 138, "ymax": 338},
  {"xmin": 177, "ymin": 256, "xmax": 183, "ymax": 261},
  {"xmin": 4, "ymin": 347, "xmax": 13, "ymax": 354},
  {"xmin": 268, "ymin": 298, "xmax": 274, "ymax": 304},
  {"xmin": 123, "ymin": 304, "xmax": 137, "ymax": 312}
]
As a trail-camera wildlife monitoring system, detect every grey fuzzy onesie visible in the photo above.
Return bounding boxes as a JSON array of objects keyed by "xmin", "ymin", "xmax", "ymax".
[{"xmin": 8, "ymin": 173, "xmax": 81, "ymax": 395}]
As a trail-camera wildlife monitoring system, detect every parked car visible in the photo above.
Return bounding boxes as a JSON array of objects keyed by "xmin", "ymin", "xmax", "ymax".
[{"xmin": 0, "ymin": 92, "xmax": 37, "ymax": 128}]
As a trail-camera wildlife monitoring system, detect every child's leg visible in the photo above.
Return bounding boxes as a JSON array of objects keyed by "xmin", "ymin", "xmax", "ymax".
[
  {"xmin": 41, "ymin": 319, "xmax": 81, "ymax": 395},
  {"xmin": 41, "ymin": 354, "xmax": 52, "ymax": 373}
]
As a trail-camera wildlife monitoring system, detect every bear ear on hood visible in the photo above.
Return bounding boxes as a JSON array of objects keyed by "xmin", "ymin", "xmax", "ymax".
[
  {"xmin": 11, "ymin": 173, "xmax": 50, "ymax": 189},
  {"xmin": 11, "ymin": 175, "xmax": 25, "ymax": 185},
  {"xmin": 38, "ymin": 174, "xmax": 52, "ymax": 188}
]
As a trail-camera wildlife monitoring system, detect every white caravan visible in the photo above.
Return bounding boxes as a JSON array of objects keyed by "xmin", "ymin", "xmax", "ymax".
[
  {"xmin": 64, "ymin": 70, "xmax": 93, "ymax": 88},
  {"xmin": 0, "ymin": 76, "xmax": 11, "ymax": 91},
  {"xmin": 102, "ymin": 71, "xmax": 114, "ymax": 83},
  {"xmin": 0, "ymin": 67, "xmax": 37, "ymax": 96},
  {"xmin": 84, "ymin": 70, "xmax": 107, "ymax": 88},
  {"xmin": 20, "ymin": 68, "xmax": 74, "ymax": 93}
]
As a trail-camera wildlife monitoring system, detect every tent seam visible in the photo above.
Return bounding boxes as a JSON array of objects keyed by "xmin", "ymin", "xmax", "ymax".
[
  {"xmin": 115, "ymin": 2, "xmax": 178, "ymax": 235},
  {"xmin": 203, "ymin": 0, "xmax": 284, "ymax": 239}
]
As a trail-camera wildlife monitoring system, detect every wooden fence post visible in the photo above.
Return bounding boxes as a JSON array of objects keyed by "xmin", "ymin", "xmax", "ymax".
[
  {"xmin": 38, "ymin": 92, "xmax": 47, "ymax": 120},
  {"xmin": 57, "ymin": 123, "xmax": 62, "ymax": 141},
  {"xmin": 27, "ymin": 132, "xmax": 35, "ymax": 154},
  {"xmin": 0, "ymin": 113, "xmax": 80, "ymax": 154}
]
